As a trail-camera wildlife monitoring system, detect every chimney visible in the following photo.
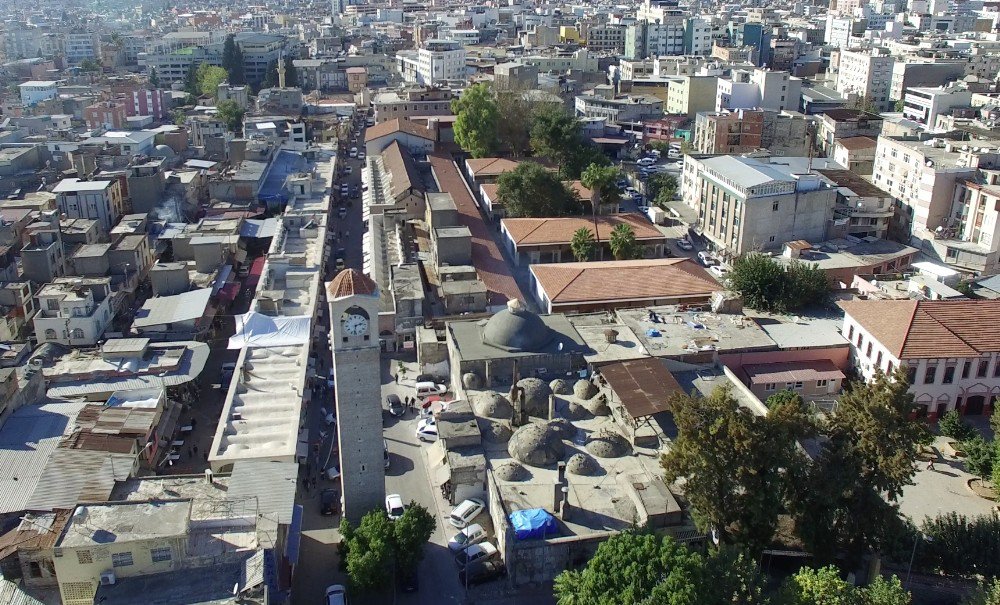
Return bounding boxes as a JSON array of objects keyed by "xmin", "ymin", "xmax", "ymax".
[{"xmin": 548, "ymin": 394, "xmax": 556, "ymax": 420}]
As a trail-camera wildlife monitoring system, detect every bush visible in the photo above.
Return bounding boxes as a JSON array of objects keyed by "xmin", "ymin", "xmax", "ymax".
[
  {"xmin": 963, "ymin": 435, "xmax": 995, "ymax": 480},
  {"xmin": 727, "ymin": 254, "xmax": 830, "ymax": 312},
  {"xmin": 939, "ymin": 410, "xmax": 977, "ymax": 441},
  {"xmin": 920, "ymin": 512, "xmax": 1000, "ymax": 577}
]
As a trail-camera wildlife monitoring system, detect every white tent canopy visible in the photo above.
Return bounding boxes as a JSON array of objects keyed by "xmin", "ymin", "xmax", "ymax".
[{"xmin": 228, "ymin": 312, "xmax": 312, "ymax": 349}]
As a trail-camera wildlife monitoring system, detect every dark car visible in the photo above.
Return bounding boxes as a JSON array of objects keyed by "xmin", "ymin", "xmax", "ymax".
[
  {"xmin": 458, "ymin": 559, "xmax": 506, "ymax": 586},
  {"xmin": 320, "ymin": 489, "xmax": 339, "ymax": 516},
  {"xmin": 398, "ymin": 568, "xmax": 419, "ymax": 593},
  {"xmin": 386, "ymin": 394, "xmax": 405, "ymax": 417}
]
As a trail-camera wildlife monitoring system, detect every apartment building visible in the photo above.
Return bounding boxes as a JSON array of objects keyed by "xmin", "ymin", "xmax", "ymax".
[
  {"xmin": 18, "ymin": 81, "xmax": 59, "ymax": 107},
  {"xmin": 33, "ymin": 277, "xmax": 114, "ymax": 346},
  {"xmin": 694, "ymin": 109, "xmax": 810, "ymax": 156},
  {"xmin": 575, "ymin": 87, "xmax": 663, "ymax": 125},
  {"xmin": 684, "ymin": 16, "xmax": 723, "ymax": 56},
  {"xmin": 494, "ymin": 62, "xmax": 539, "ymax": 92},
  {"xmin": 836, "ymin": 49, "xmax": 895, "ymax": 112},
  {"xmin": 53, "ymin": 178, "xmax": 125, "ymax": 236},
  {"xmin": 716, "ymin": 68, "xmax": 801, "ymax": 113},
  {"xmin": 815, "ymin": 108, "xmax": 883, "ymax": 156},
  {"xmin": 903, "ymin": 85, "xmax": 974, "ymax": 127},
  {"xmin": 938, "ymin": 173, "xmax": 1000, "ymax": 274},
  {"xmin": 871, "ymin": 136, "xmax": 1000, "ymax": 268},
  {"xmin": 20, "ymin": 212, "xmax": 66, "ymax": 284},
  {"xmin": 396, "ymin": 39, "xmax": 467, "ymax": 85},
  {"xmin": 817, "ymin": 168, "xmax": 895, "ymax": 239},
  {"xmin": 665, "ymin": 75, "xmax": 718, "ymax": 117},
  {"xmin": 84, "ymin": 101, "xmax": 127, "ymax": 131},
  {"xmin": 889, "ymin": 60, "xmax": 968, "ymax": 102},
  {"xmin": 64, "ymin": 32, "xmax": 99, "ymax": 63},
  {"xmin": 126, "ymin": 88, "xmax": 168, "ymax": 119},
  {"xmin": 585, "ymin": 23, "xmax": 626, "ymax": 53},
  {"xmin": 372, "ymin": 86, "xmax": 455, "ymax": 123},
  {"xmin": 625, "ymin": 14, "xmax": 686, "ymax": 60},
  {"xmin": 840, "ymin": 299, "xmax": 1000, "ymax": 419},
  {"xmin": 681, "ymin": 155, "xmax": 837, "ymax": 256}
]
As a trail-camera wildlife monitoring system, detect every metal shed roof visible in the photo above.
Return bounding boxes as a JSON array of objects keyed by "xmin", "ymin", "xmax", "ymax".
[{"xmin": 601, "ymin": 358, "xmax": 683, "ymax": 419}]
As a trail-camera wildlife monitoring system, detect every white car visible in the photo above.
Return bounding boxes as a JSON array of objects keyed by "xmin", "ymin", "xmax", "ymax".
[
  {"xmin": 325, "ymin": 584, "xmax": 346, "ymax": 605},
  {"xmin": 449, "ymin": 498, "xmax": 486, "ymax": 528},
  {"xmin": 454, "ymin": 542, "xmax": 498, "ymax": 569},
  {"xmin": 676, "ymin": 239, "xmax": 693, "ymax": 251},
  {"xmin": 448, "ymin": 523, "xmax": 488, "ymax": 552},
  {"xmin": 358, "ymin": 151, "xmax": 366, "ymax": 161},
  {"xmin": 349, "ymin": 147, "xmax": 358, "ymax": 158},
  {"xmin": 415, "ymin": 420, "xmax": 438, "ymax": 442},
  {"xmin": 344, "ymin": 166, "xmax": 353, "ymax": 175},
  {"xmin": 385, "ymin": 494, "xmax": 405, "ymax": 520},
  {"xmin": 709, "ymin": 265, "xmax": 729, "ymax": 279},
  {"xmin": 636, "ymin": 157, "xmax": 656, "ymax": 167}
]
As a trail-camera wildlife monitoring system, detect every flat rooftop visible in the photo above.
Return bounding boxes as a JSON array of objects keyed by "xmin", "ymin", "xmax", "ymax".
[
  {"xmin": 615, "ymin": 306, "xmax": 777, "ymax": 358},
  {"xmin": 59, "ymin": 500, "xmax": 192, "ymax": 547}
]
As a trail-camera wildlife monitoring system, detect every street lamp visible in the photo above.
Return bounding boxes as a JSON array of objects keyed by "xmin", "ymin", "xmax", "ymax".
[{"xmin": 905, "ymin": 532, "xmax": 932, "ymax": 589}]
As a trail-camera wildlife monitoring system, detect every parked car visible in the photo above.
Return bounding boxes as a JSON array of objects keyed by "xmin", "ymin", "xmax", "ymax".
[
  {"xmin": 344, "ymin": 166, "xmax": 352, "ymax": 175},
  {"xmin": 358, "ymin": 151, "xmax": 366, "ymax": 161},
  {"xmin": 676, "ymin": 239, "xmax": 693, "ymax": 251},
  {"xmin": 709, "ymin": 265, "xmax": 730, "ymax": 279},
  {"xmin": 455, "ymin": 542, "xmax": 498, "ymax": 570},
  {"xmin": 448, "ymin": 523, "xmax": 488, "ymax": 552},
  {"xmin": 325, "ymin": 585, "xmax": 346, "ymax": 605},
  {"xmin": 458, "ymin": 559, "xmax": 506, "ymax": 586},
  {"xmin": 337, "ymin": 206, "xmax": 347, "ymax": 219},
  {"xmin": 320, "ymin": 488, "xmax": 339, "ymax": 516},
  {"xmin": 697, "ymin": 251, "xmax": 716, "ymax": 266},
  {"xmin": 415, "ymin": 419, "xmax": 438, "ymax": 442},
  {"xmin": 385, "ymin": 494, "xmax": 405, "ymax": 520},
  {"xmin": 386, "ymin": 394, "xmax": 405, "ymax": 417},
  {"xmin": 637, "ymin": 157, "xmax": 656, "ymax": 166},
  {"xmin": 414, "ymin": 381, "xmax": 447, "ymax": 399},
  {"xmin": 449, "ymin": 498, "xmax": 486, "ymax": 528},
  {"xmin": 349, "ymin": 147, "xmax": 358, "ymax": 158}
]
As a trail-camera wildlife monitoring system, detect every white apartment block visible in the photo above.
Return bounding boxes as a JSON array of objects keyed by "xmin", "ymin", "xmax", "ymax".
[
  {"xmin": 903, "ymin": 86, "xmax": 974, "ymax": 127},
  {"xmin": 33, "ymin": 277, "xmax": 114, "ymax": 347},
  {"xmin": 372, "ymin": 87, "xmax": 454, "ymax": 123},
  {"xmin": 64, "ymin": 32, "xmax": 99, "ymax": 63},
  {"xmin": 396, "ymin": 40, "xmax": 467, "ymax": 85},
  {"xmin": 840, "ymin": 299, "xmax": 1000, "ymax": 420},
  {"xmin": 937, "ymin": 173, "xmax": 1000, "ymax": 274},
  {"xmin": 716, "ymin": 69, "xmax": 801, "ymax": 113},
  {"xmin": 53, "ymin": 178, "xmax": 125, "ymax": 235},
  {"xmin": 19, "ymin": 81, "xmax": 60, "ymax": 106},
  {"xmin": 836, "ymin": 49, "xmax": 895, "ymax": 112},
  {"xmin": 681, "ymin": 155, "xmax": 837, "ymax": 256}
]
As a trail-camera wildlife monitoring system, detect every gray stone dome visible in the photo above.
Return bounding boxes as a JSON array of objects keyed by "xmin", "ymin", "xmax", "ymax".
[
  {"xmin": 574, "ymin": 379, "xmax": 598, "ymax": 400},
  {"xmin": 482, "ymin": 420, "xmax": 513, "ymax": 443},
  {"xmin": 567, "ymin": 453, "xmax": 600, "ymax": 476},
  {"xmin": 586, "ymin": 429, "xmax": 632, "ymax": 458},
  {"xmin": 483, "ymin": 300, "xmax": 553, "ymax": 352},
  {"xmin": 153, "ymin": 144, "xmax": 175, "ymax": 158},
  {"xmin": 463, "ymin": 372, "xmax": 483, "ymax": 390},
  {"xmin": 547, "ymin": 418, "xmax": 576, "ymax": 440},
  {"xmin": 495, "ymin": 461, "xmax": 529, "ymax": 481},
  {"xmin": 473, "ymin": 392, "xmax": 513, "ymax": 419},
  {"xmin": 508, "ymin": 423, "xmax": 565, "ymax": 467},
  {"xmin": 516, "ymin": 377, "xmax": 553, "ymax": 417},
  {"xmin": 564, "ymin": 401, "xmax": 589, "ymax": 420},
  {"xmin": 550, "ymin": 378, "xmax": 573, "ymax": 395}
]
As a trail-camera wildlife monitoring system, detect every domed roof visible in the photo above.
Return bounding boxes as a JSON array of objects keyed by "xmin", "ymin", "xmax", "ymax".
[
  {"xmin": 327, "ymin": 269, "xmax": 377, "ymax": 299},
  {"xmin": 483, "ymin": 300, "xmax": 552, "ymax": 352},
  {"xmin": 153, "ymin": 144, "xmax": 175, "ymax": 158}
]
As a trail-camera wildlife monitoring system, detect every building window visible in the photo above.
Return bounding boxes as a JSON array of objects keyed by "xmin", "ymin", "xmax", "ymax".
[
  {"xmin": 764, "ymin": 383, "xmax": 776, "ymax": 391},
  {"xmin": 994, "ymin": 360, "xmax": 1000, "ymax": 377},
  {"xmin": 150, "ymin": 547, "xmax": 172, "ymax": 563},
  {"xmin": 866, "ymin": 342, "xmax": 873, "ymax": 357},
  {"xmin": 71, "ymin": 328, "xmax": 85, "ymax": 339},
  {"xmin": 924, "ymin": 365, "xmax": 936, "ymax": 384},
  {"xmin": 876, "ymin": 351, "xmax": 883, "ymax": 367},
  {"xmin": 112, "ymin": 552, "xmax": 134, "ymax": 567},
  {"xmin": 772, "ymin": 200, "xmax": 779, "ymax": 211},
  {"xmin": 847, "ymin": 325, "xmax": 854, "ymax": 340},
  {"xmin": 943, "ymin": 365, "xmax": 955, "ymax": 384},
  {"xmin": 817, "ymin": 379, "xmax": 829, "ymax": 387},
  {"xmin": 76, "ymin": 550, "xmax": 93, "ymax": 564},
  {"xmin": 962, "ymin": 361, "xmax": 971, "ymax": 379},
  {"xmin": 44, "ymin": 328, "xmax": 57, "ymax": 340},
  {"xmin": 907, "ymin": 365, "xmax": 917, "ymax": 384}
]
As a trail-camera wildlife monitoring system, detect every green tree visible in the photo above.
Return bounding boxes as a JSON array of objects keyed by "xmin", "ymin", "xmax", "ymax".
[
  {"xmin": 570, "ymin": 227, "xmax": 595, "ymax": 262},
  {"xmin": 939, "ymin": 409, "xmax": 976, "ymax": 441},
  {"xmin": 184, "ymin": 63, "xmax": 198, "ymax": 96},
  {"xmin": 653, "ymin": 174, "xmax": 679, "ymax": 207},
  {"xmin": 392, "ymin": 502, "xmax": 435, "ymax": 573},
  {"xmin": 216, "ymin": 100, "xmax": 245, "ymax": 133},
  {"xmin": 79, "ymin": 58, "xmax": 100, "ymax": 72},
  {"xmin": 963, "ymin": 435, "xmax": 994, "ymax": 480},
  {"xmin": 786, "ymin": 261, "xmax": 830, "ymax": 308},
  {"xmin": 283, "ymin": 55, "xmax": 298, "ymax": 88},
  {"xmin": 765, "ymin": 389, "xmax": 805, "ymax": 410},
  {"xmin": 553, "ymin": 531, "xmax": 718, "ymax": 605},
  {"xmin": 661, "ymin": 386, "xmax": 810, "ymax": 553},
  {"xmin": 795, "ymin": 368, "xmax": 928, "ymax": 563},
  {"xmin": 861, "ymin": 576, "xmax": 911, "ymax": 605},
  {"xmin": 171, "ymin": 109, "xmax": 187, "ymax": 126},
  {"xmin": 196, "ymin": 64, "xmax": 228, "ymax": 97},
  {"xmin": 921, "ymin": 513, "xmax": 1000, "ymax": 578},
  {"xmin": 580, "ymin": 162, "xmax": 620, "ymax": 215},
  {"xmin": 965, "ymin": 578, "xmax": 1000, "ymax": 605},
  {"xmin": 779, "ymin": 566, "xmax": 857, "ymax": 605},
  {"xmin": 530, "ymin": 104, "xmax": 582, "ymax": 167},
  {"xmin": 221, "ymin": 34, "xmax": 246, "ymax": 85},
  {"xmin": 148, "ymin": 67, "xmax": 159, "ymax": 88},
  {"xmin": 893, "ymin": 99, "xmax": 906, "ymax": 112},
  {"xmin": 496, "ymin": 162, "xmax": 579, "ymax": 218},
  {"xmin": 728, "ymin": 253, "xmax": 789, "ymax": 312},
  {"xmin": 338, "ymin": 511, "xmax": 393, "ymax": 592},
  {"xmin": 451, "ymin": 83, "xmax": 500, "ymax": 157},
  {"xmin": 609, "ymin": 224, "xmax": 641, "ymax": 260},
  {"xmin": 495, "ymin": 89, "xmax": 536, "ymax": 157}
]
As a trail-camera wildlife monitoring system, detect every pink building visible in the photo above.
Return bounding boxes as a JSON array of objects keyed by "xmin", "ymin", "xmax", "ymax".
[{"xmin": 126, "ymin": 88, "xmax": 167, "ymax": 120}]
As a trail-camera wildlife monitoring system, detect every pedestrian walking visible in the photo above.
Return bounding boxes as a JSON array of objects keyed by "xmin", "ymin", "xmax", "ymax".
[
  {"xmin": 395, "ymin": 373, "xmax": 400, "ymax": 384},
  {"xmin": 927, "ymin": 458, "xmax": 935, "ymax": 471}
]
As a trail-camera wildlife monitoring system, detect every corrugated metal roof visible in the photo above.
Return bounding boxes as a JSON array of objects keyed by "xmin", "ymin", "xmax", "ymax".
[
  {"xmin": 228, "ymin": 461, "xmax": 298, "ymax": 524},
  {"xmin": 46, "ymin": 343, "xmax": 209, "ymax": 398},
  {"xmin": 25, "ymin": 449, "xmax": 120, "ymax": 511},
  {"xmin": 132, "ymin": 288, "xmax": 213, "ymax": 328},
  {"xmin": 0, "ymin": 578, "xmax": 45, "ymax": 605},
  {"xmin": 0, "ymin": 401, "xmax": 87, "ymax": 514}
]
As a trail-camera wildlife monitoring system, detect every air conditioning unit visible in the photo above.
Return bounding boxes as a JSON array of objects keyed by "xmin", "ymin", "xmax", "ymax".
[{"xmin": 100, "ymin": 571, "xmax": 116, "ymax": 586}]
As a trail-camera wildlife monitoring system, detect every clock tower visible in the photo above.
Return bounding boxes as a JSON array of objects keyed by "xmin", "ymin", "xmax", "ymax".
[{"xmin": 326, "ymin": 269, "xmax": 385, "ymax": 522}]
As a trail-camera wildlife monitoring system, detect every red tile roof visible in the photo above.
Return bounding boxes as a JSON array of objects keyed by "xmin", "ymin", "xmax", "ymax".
[
  {"xmin": 364, "ymin": 118, "xmax": 435, "ymax": 143},
  {"xmin": 429, "ymin": 153, "xmax": 522, "ymax": 306},
  {"xmin": 327, "ymin": 269, "xmax": 378, "ymax": 299},
  {"xmin": 838, "ymin": 299, "xmax": 1000, "ymax": 359},
  {"xmin": 743, "ymin": 360, "xmax": 845, "ymax": 384},
  {"xmin": 531, "ymin": 258, "xmax": 720, "ymax": 305},
  {"xmin": 502, "ymin": 213, "xmax": 665, "ymax": 246}
]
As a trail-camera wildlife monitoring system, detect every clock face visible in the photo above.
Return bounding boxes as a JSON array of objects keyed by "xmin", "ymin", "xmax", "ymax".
[{"xmin": 343, "ymin": 314, "xmax": 369, "ymax": 336}]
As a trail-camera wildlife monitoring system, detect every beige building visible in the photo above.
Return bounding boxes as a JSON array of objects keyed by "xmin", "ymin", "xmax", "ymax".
[
  {"xmin": 372, "ymin": 86, "xmax": 454, "ymax": 124},
  {"xmin": 836, "ymin": 49, "xmax": 895, "ymax": 112},
  {"xmin": 665, "ymin": 75, "xmax": 718, "ymax": 117}
]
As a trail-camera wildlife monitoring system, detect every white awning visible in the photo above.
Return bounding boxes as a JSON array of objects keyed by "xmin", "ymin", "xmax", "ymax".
[{"xmin": 228, "ymin": 312, "xmax": 312, "ymax": 349}]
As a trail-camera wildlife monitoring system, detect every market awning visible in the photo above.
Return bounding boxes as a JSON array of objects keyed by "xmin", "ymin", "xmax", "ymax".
[{"xmin": 217, "ymin": 282, "xmax": 240, "ymax": 303}]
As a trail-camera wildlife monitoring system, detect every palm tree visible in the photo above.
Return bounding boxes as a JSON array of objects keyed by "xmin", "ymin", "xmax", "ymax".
[
  {"xmin": 609, "ymin": 224, "xmax": 639, "ymax": 260},
  {"xmin": 581, "ymin": 162, "xmax": 621, "ymax": 253},
  {"xmin": 570, "ymin": 228, "xmax": 595, "ymax": 262}
]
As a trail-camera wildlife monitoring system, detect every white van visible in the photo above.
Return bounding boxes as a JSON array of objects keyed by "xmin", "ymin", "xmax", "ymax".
[{"xmin": 414, "ymin": 381, "xmax": 447, "ymax": 399}]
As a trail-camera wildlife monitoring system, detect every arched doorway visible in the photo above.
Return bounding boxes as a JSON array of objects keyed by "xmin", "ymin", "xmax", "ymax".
[{"xmin": 965, "ymin": 395, "xmax": 986, "ymax": 416}]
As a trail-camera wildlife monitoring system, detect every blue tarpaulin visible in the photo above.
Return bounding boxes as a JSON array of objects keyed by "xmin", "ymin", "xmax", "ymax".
[{"xmin": 509, "ymin": 508, "xmax": 557, "ymax": 540}]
